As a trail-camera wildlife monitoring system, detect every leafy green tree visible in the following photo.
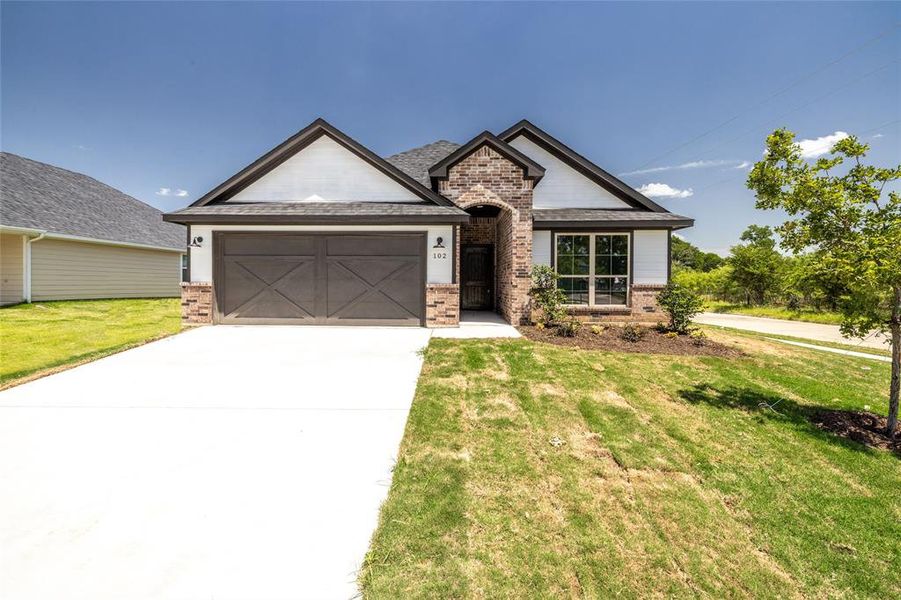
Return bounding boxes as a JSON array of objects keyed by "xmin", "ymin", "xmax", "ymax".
[
  {"xmin": 748, "ymin": 129, "xmax": 900, "ymax": 436},
  {"xmin": 728, "ymin": 225, "xmax": 785, "ymax": 305},
  {"xmin": 671, "ymin": 236, "xmax": 725, "ymax": 272}
]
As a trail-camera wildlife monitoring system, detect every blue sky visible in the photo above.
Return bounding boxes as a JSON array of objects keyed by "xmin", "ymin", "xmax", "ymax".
[{"xmin": 2, "ymin": 1, "xmax": 898, "ymax": 254}]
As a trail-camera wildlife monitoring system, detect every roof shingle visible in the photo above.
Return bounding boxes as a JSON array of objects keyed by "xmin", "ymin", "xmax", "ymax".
[
  {"xmin": 385, "ymin": 140, "xmax": 460, "ymax": 187},
  {"xmin": 1, "ymin": 152, "xmax": 184, "ymax": 249}
]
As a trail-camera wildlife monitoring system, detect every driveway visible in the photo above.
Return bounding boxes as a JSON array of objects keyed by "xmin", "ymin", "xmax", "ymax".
[
  {"xmin": 0, "ymin": 325, "xmax": 432, "ymax": 600},
  {"xmin": 694, "ymin": 312, "xmax": 890, "ymax": 350}
]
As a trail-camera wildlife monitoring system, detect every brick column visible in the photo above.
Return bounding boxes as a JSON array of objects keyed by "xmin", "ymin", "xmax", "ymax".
[
  {"xmin": 425, "ymin": 283, "xmax": 460, "ymax": 327},
  {"xmin": 181, "ymin": 282, "xmax": 213, "ymax": 325}
]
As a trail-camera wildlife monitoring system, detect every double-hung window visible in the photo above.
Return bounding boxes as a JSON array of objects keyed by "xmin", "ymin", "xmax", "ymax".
[{"xmin": 555, "ymin": 233, "xmax": 629, "ymax": 306}]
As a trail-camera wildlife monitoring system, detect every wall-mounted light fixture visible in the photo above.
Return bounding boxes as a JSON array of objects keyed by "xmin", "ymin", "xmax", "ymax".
[
  {"xmin": 433, "ymin": 237, "xmax": 445, "ymax": 249},
  {"xmin": 189, "ymin": 236, "xmax": 204, "ymax": 248}
]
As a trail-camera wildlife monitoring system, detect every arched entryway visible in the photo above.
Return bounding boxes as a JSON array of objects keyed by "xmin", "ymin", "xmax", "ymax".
[{"xmin": 457, "ymin": 198, "xmax": 526, "ymax": 324}]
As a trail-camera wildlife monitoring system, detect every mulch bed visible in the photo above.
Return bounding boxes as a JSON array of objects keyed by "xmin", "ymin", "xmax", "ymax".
[
  {"xmin": 811, "ymin": 410, "xmax": 900, "ymax": 453},
  {"xmin": 518, "ymin": 324, "xmax": 743, "ymax": 358}
]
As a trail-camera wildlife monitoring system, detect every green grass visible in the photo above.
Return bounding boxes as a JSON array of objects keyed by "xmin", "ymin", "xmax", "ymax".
[
  {"xmin": 0, "ymin": 298, "xmax": 181, "ymax": 387},
  {"xmin": 362, "ymin": 331, "xmax": 900, "ymax": 598},
  {"xmin": 705, "ymin": 300, "xmax": 844, "ymax": 325}
]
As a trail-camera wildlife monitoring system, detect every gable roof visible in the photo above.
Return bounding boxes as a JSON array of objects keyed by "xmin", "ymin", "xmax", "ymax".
[
  {"xmin": 427, "ymin": 131, "xmax": 546, "ymax": 185},
  {"xmin": 191, "ymin": 118, "xmax": 455, "ymax": 207},
  {"xmin": 386, "ymin": 140, "xmax": 460, "ymax": 187},
  {"xmin": 498, "ymin": 119, "xmax": 668, "ymax": 213},
  {"xmin": 0, "ymin": 152, "xmax": 184, "ymax": 250}
]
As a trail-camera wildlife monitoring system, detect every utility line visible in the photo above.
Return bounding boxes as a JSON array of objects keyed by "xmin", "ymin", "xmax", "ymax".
[
  {"xmin": 626, "ymin": 24, "xmax": 900, "ymax": 173},
  {"xmin": 693, "ymin": 59, "xmax": 899, "ymax": 160},
  {"xmin": 691, "ymin": 118, "xmax": 900, "ymax": 195}
]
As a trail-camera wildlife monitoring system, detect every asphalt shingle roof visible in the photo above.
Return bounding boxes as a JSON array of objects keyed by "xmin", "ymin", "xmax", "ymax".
[
  {"xmin": 165, "ymin": 202, "xmax": 468, "ymax": 223},
  {"xmin": 532, "ymin": 208, "xmax": 694, "ymax": 228},
  {"xmin": 0, "ymin": 152, "xmax": 184, "ymax": 250},
  {"xmin": 385, "ymin": 140, "xmax": 460, "ymax": 187}
]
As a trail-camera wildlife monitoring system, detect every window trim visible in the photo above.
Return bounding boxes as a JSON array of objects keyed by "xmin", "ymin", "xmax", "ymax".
[{"xmin": 553, "ymin": 231, "xmax": 631, "ymax": 307}]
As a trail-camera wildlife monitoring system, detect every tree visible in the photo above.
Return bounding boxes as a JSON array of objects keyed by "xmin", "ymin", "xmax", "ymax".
[
  {"xmin": 671, "ymin": 236, "xmax": 725, "ymax": 272},
  {"xmin": 728, "ymin": 225, "xmax": 785, "ymax": 304},
  {"xmin": 747, "ymin": 129, "xmax": 901, "ymax": 436}
]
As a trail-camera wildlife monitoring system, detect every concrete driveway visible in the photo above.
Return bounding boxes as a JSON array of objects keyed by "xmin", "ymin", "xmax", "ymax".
[{"xmin": 0, "ymin": 325, "xmax": 432, "ymax": 600}]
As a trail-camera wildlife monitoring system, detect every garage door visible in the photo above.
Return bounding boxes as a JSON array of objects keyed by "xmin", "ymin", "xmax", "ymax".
[{"xmin": 215, "ymin": 233, "xmax": 425, "ymax": 325}]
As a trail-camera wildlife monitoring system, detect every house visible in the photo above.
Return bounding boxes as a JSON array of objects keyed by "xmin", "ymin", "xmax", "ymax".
[
  {"xmin": 163, "ymin": 119, "xmax": 693, "ymax": 327},
  {"xmin": 0, "ymin": 152, "xmax": 185, "ymax": 305}
]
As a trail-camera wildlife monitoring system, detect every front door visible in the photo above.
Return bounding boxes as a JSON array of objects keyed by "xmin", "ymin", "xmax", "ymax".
[{"xmin": 461, "ymin": 244, "xmax": 493, "ymax": 310}]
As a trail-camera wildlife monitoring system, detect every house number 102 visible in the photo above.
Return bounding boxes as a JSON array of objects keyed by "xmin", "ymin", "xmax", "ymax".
[{"xmin": 432, "ymin": 251, "xmax": 448, "ymax": 259}]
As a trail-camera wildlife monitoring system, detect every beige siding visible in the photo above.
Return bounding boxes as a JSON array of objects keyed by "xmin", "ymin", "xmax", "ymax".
[
  {"xmin": 31, "ymin": 238, "xmax": 181, "ymax": 301},
  {"xmin": 0, "ymin": 233, "xmax": 25, "ymax": 305}
]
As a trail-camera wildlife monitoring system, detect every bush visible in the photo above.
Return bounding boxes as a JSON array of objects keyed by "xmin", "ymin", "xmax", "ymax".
[
  {"xmin": 665, "ymin": 331, "xmax": 679, "ymax": 339},
  {"xmin": 590, "ymin": 324, "xmax": 605, "ymax": 335},
  {"xmin": 558, "ymin": 317, "xmax": 581, "ymax": 337},
  {"xmin": 689, "ymin": 329, "xmax": 708, "ymax": 346},
  {"xmin": 657, "ymin": 283, "xmax": 704, "ymax": 334},
  {"xmin": 620, "ymin": 322, "xmax": 645, "ymax": 342},
  {"xmin": 530, "ymin": 265, "xmax": 568, "ymax": 326}
]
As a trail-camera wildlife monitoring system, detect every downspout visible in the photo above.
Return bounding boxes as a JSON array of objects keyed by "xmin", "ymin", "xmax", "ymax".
[{"xmin": 24, "ymin": 231, "xmax": 47, "ymax": 303}]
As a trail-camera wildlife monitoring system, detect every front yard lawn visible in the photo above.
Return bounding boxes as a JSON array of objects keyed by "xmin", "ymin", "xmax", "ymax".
[
  {"xmin": 362, "ymin": 330, "xmax": 899, "ymax": 598},
  {"xmin": 0, "ymin": 298, "xmax": 181, "ymax": 388}
]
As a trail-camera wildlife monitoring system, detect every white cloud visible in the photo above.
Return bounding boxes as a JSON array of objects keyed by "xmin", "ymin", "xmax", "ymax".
[
  {"xmin": 620, "ymin": 159, "xmax": 745, "ymax": 177},
  {"xmin": 637, "ymin": 182, "xmax": 693, "ymax": 199},
  {"xmin": 796, "ymin": 131, "xmax": 849, "ymax": 159},
  {"xmin": 734, "ymin": 161, "xmax": 751, "ymax": 170},
  {"xmin": 872, "ymin": 133, "xmax": 884, "ymax": 139},
  {"xmin": 156, "ymin": 187, "xmax": 189, "ymax": 197}
]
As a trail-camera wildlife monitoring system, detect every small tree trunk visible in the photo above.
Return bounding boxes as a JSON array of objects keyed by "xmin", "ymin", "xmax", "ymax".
[{"xmin": 888, "ymin": 286, "xmax": 901, "ymax": 439}]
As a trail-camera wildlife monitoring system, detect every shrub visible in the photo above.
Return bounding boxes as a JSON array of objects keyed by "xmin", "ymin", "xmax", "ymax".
[
  {"xmin": 620, "ymin": 322, "xmax": 644, "ymax": 342},
  {"xmin": 657, "ymin": 282, "xmax": 704, "ymax": 334},
  {"xmin": 558, "ymin": 317, "xmax": 581, "ymax": 337},
  {"xmin": 665, "ymin": 331, "xmax": 679, "ymax": 339},
  {"xmin": 689, "ymin": 329, "xmax": 708, "ymax": 346},
  {"xmin": 530, "ymin": 265, "xmax": 568, "ymax": 326},
  {"xmin": 590, "ymin": 324, "xmax": 605, "ymax": 335}
]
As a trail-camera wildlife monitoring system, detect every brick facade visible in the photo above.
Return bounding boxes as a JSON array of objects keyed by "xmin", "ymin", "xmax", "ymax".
[
  {"xmin": 439, "ymin": 146, "xmax": 533, "ymax": 325},
  {"xmin": 180, "ymin": 282, "xmax": 213, "ymax": 325},
  {"xmin": 560, "ymin": 285, "xmax": 666, "ymax": 323},
  {"xmin": 460, "ymin": 216, "xmax": 495, "ymax": 245},
  {"xmin": 425, "ymin": 283, "xmax": 460, "ymax": 327},
  {"xmin": 628, "ymin": 284, "xmax": 666, "ymax": 321}
]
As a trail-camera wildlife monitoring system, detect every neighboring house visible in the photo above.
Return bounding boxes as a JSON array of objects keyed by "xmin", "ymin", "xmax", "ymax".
[
  {"xmin": 0, "ymin": 152, "xmax": 185, "ymax": 305},
  {"xmin": 164, "ymin": 118, "xmax": 693, "ymax": 327}
]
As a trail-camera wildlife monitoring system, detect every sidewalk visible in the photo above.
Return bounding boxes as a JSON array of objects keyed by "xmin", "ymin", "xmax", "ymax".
[{"xmin": 694, "ymin": 312, "xmax": 890, "ymax": 351}]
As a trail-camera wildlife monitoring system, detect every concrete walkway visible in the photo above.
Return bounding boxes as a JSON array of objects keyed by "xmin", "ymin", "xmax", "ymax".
[
  {"xmin": 695, "ymin": 312, "xmax": 890, "ymax": 351},
  {"xmin": 431, "ymin": 311, "xmax": 522, "ymax": 339},
  {"xmin": 0, "ymin": 325, "xmax": 432, "ymax": 600}
]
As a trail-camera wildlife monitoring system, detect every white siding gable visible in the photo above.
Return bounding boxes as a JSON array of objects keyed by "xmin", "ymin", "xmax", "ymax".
[
  {"xmin": 632, "ymin": 230, "xmax": 669, "ymax": 285},
  {"xmin": 532, "ymin": 230, "xmax": 552, "ymax": 267},
  {"xmin": 228, "ymin": 135, "xmax": 422, "ymax": 203},
  {"xmin": 508, "ymin": 135, "xmax": 632, "ymax": 209}
]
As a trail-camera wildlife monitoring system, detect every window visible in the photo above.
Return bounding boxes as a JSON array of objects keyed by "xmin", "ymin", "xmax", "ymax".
[
  {"xmin": 181, "ymin": 254, "xmax": 189, "ymax": 283},
  {"xmin": 555, "ymin": 233, "xmax": 629, "ymax": 306}
]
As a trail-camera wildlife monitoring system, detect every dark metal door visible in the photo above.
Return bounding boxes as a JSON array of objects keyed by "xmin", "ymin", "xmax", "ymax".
[
  {"xmin": 461, "ymin": 244, "xmax": 493, "ymax": 310},
  {"xmin": 216, "ymin": 233, "xmax": 424, "ymax": 325}
]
